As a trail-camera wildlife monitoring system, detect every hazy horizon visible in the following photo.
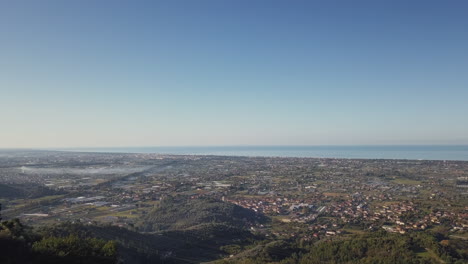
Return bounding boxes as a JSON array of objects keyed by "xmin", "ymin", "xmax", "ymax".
[
  {"xmin": 4, "ymin": 145, "xmax": 468, "ymax": 161},
  {"xmin": 1, "ymin": 0, "xmax": 468, "ymax": 148},
  {"xmin": 3, "ymin": 143, "xmax": 468, "ymax": 150}
]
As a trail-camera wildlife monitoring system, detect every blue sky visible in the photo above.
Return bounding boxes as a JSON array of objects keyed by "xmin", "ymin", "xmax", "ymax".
[{"xmin": 1, "ymin": 0, "xmax": 467, "ymax": 148}]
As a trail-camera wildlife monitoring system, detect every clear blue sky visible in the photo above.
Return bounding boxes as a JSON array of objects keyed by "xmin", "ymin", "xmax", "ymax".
[{"xmin": 1, "ymin": 0, "xmax": 467, "ymax": 148}]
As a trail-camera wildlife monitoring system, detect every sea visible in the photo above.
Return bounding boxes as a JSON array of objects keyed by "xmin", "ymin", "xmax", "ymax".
[{"xmin": 61, "ymin": 145, "xmax": 468, "ymax": 161}]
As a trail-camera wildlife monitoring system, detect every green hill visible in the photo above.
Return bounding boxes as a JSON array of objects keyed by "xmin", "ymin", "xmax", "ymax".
[
  {"xmin": 0, "ymin": 183, "xmax": 63, "ymax": 199},
  {"xmin": 138, "ymin": 197, "xmax": 267, "ymax": 232},
  {"xmin": 39, "ymin": 220, "xmax": 263, "ymax": 263},
  {"xmin": 0, "ymin": 219, "xmax": 117, "ymax": 264},
  {"xmin": 0, "ymin": 183, "xmax": 24, "ymax": 198},
  {"xmin": 215, "ymin": 230, "xmax": 468, "ymax": 264}
]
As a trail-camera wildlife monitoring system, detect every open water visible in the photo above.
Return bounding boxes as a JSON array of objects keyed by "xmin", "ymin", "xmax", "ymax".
[{"xmin": 61, "ymin": 145, "xmax": 468, "ymax": 161}]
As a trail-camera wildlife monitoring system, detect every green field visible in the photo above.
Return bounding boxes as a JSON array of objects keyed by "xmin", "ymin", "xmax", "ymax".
[{"xmin": 392, "ymin": 178, "xmax": 422, "ymax": 185}]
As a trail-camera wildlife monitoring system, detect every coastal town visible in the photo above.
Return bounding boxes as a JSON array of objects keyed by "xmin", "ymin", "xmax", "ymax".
[{"xmin": 1, "ymin": 150, "xmax": 467, "ymax": 243}]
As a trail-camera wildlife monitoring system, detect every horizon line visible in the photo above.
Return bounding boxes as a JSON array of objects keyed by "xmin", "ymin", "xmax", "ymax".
[{"xmin": 2, "ymin": 144, "xmax": 468, "ymax": 151}]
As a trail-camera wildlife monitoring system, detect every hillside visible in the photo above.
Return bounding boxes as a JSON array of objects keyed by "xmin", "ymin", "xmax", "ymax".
[
  {"xmin": 40, "ymin": 218, "xmax": 264, "ymax": 263},
  {"xmin": 138, "ymin": 197, "xmax": 267, "ymax": 231},
  {"xmin": 0, "ymin": 183, "xmax": 64, "ymax": 199},
  {"xmin": 214, "ymin": 230, "xmax": 468, "ymax": 264},
  {"xmin": 0, "ymin": 197, "xmax": 270, "ymax": 263},
  {"xmin": 0, "ymin": 183, "xmax": 20, "ymax": 198},
  {"xmin": 0, "ymin": 219, "xmax": 117, "ymax": 264}
]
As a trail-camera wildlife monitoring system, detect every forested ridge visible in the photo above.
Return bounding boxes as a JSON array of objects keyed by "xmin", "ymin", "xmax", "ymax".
[
  {"xmin": 0, "ymin": 218, "xmax": 117, "ymax": 264},
  {"xmin": 138, "ymin": 197, "xmax": 267, "ymax": 231},
  {"xmin": 0, "ymin": 183, "xmax": 64, "ymax": 199},
  {"xmin": 214, "ymin": 230, "xmax": 468, "ymax": 264}
]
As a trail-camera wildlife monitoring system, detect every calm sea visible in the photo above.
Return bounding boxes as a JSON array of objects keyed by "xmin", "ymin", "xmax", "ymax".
[{"xmin": 62, "ymin": 145, "xmax": 468, "ymax": 161}]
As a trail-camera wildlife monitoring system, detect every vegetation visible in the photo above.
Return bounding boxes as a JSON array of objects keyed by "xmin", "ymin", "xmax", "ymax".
[
  {"xmin": 0, "ymin": 183, "xmax": 64, "ymax": 199},
  {"xmin": 216, "ymin": 231, "xmax": 468, "ymax": 264},
  {"xmin": 139, "ymin": 196, "xmax": 267, "ymax": 231},
  {"xmin": 0, "ymin": 219, "xmax": 117, "ymax": 264},
  {"xmin": 1, "ymin": 153, "xmax": 467, "ymax": 263},
  {"xmin": 30, "ymin": 197, "xmax": 269, "ymax": 263},
  {"xmin": 1, "ymin": 200, "xmax": 466, "ymax": 264}
]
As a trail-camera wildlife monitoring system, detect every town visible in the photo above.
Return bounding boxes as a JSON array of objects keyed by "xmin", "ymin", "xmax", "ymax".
[{"xmin": 1, "ymin": 150, "xmax": 467, "ymax": 243}]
